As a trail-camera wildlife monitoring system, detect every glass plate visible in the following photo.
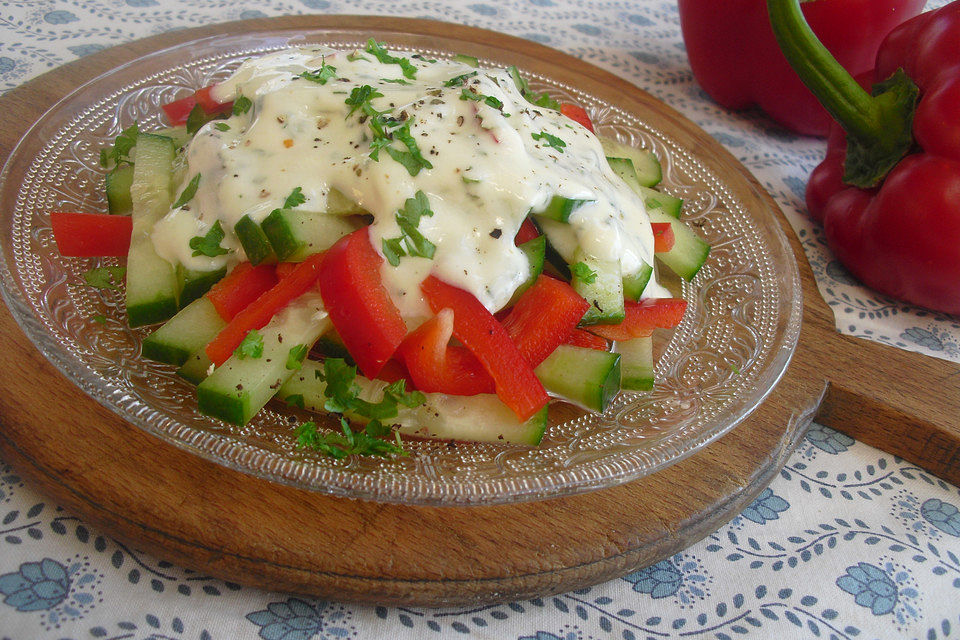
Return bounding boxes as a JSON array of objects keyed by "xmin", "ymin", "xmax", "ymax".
[{"xmin": 0, "ymin": 29, "xmax": 802, "ymax": 506}]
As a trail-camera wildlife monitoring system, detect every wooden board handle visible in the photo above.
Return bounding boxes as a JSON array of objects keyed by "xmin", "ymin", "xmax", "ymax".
[{"xmin": 813, "ymin": 328, "xmax": 960, "ymax": 484}]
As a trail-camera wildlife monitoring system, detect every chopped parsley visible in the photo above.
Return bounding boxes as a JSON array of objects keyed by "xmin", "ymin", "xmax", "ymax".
[
  {"xmin": 443, "ymin": 71, "xmax": 478, "ymax": 87},
  {"xmin": 172, "ymin": 173, "xmax": 201, "ymax": 209},
  {"xmin": 188, "ymin": 220, "xmax": 230, "ymax": 258},
  {"xmin": 92, "ymin": 314, "xmax": 107, "ymax": 324},
  {"xmin": 532, "ymin": 131, "xmax": 566, "ymax": 153},
  {"xmin": 283, "ymin": 186, "xmax": 306, "ymax": 209},
  {"xmin": 214, "ymin": 122, "xmax": 231, "ymax": 132},
  {"xmin": 346, "ymin": 50, "xmax": 369, "ymax": 62},
  {"xmin": 344, "ymin": 84, "xmax": 384, "ymax": 118},
  {"xmin": 506, "ymin": 65, "xmax": 560, "ymax": 110},
  {"xmin": 365, "ymin": 38, "xmax": 417, "ymax": 79},
  {"xmin": 232, "ymin": 94, "xmax": 252, "ymax": 115},
  {"xmin": 235, "ymin": 330, "xmax": 264, "ymax": 359},
  {"xmin": 294, "ymin": 418, "xmax": 406, "ymax": 459},
  {"xmin": 459, "ymin": 88, "xmax": 505, "ymax": 112},
  {"xmin": 381, "ymin": 190, "xmax": 436, "ymax": 266},
  {"xmin": 571, "ymin": 261, "xmax": 597, "ymax": 284},
  {"xmin": 99, "ymin": 123, "xmax": 138, "ymax": 167},
  {"xmin": 286, "ymin": 344, "xmax": 308, "ymax": 370},
  {"xmin": 81, "ymin": 266, "xmax": 125, "ymax": 290},
  {"xmin": 186, "ymin": 104, "xmax": 210, "ymax": 135},
  {"xmin": 299, "ymin": 59, "xmax": 337, "ymax": 84}
]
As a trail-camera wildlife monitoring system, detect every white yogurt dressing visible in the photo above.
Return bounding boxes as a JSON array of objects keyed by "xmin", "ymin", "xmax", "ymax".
[{"xmin": 150, "ymin": 44, "xmax": 668, "ymax": 320}]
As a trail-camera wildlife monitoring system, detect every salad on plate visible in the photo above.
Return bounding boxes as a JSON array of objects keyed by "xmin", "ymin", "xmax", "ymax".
[{"xmin": 50, "ymin": 40, "xmax": 710, "ymax": 456}]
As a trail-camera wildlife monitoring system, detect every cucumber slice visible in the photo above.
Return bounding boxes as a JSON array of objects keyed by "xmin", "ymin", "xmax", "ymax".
[
  {"xmin": 617, "ymin": 336, "xmax": 654, "ymax": 391},
  {"xmin": 197, "ymin": 293, "xmax": 330, "ymax": 425},
  {"xmin": 126, "ymin": 133, "xmax": 179, "ymax": 327},
  {"xmin": 648, "ymin": 208, "xmax": 710, "ymax": 281},
  {"xmin": 534, "ymin": 195, "xmax": 592, "ymax": 223},
  {"xmin": 234, "ymin": 214, "xmax": 275, "ymax": 265},
  {"xmin": 601, "ymin": 138, "xmax": 662, "ymax": 188},
  {"xmin": 507, "ymin": 235, "xmax": 546, "ymax": 305},
  {"xmin": 571, "ymin": 247, "xmax": 624, "ymax": 325},
  {"xmin": 622, "ymin": 262, "xmax": 653, "ymax": 301},
  {"xmin": 638, "ymin": 185, "xmax": 683, "ymax": 219},
  {"xmin": 326, "ymin": 188, "xmax": 368, "ymax": 216},
  {"xmin": 261, "ymin": 209, "xmax": 359, "ymax": 261},
  {"xmin": 105, "ymin": 164, "xmax": 134, "ymax": 215},
  {"xmin": 278, "ymin": 360, "xmax": 549, "ymax": 446},
  {"xmin": 453, "ymin": 53, "xmax": 480, "ymax": 68},
  {"xmin": 178, "ymin": 264, "xmax": 226, "ymax": 308},
  {"xmin": 535, "ymin": 344, "xmax": 620, "ymax": 412},
  {"xmin": 177, "ymin": 348, "xmax": 214, "ymax": 385},
  {"xmin": 142, "ymin": 296, "xmax": 225, "ymax": 366}
]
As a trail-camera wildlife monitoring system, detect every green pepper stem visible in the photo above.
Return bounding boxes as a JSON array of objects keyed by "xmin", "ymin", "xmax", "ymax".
[{"xmin": 766, "ymin": 0, "xmax": 917, "ymax": 187}]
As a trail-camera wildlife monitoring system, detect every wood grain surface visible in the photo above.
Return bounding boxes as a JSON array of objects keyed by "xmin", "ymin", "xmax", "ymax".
[{"xmin": 0, "ymin": 16, "xmax": 957, "ymax": 606}]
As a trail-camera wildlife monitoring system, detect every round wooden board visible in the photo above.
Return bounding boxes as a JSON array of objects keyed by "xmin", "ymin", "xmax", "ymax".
[{"xmin": 1, "ymin": 16, "xmax": 958, "ymax": 607}]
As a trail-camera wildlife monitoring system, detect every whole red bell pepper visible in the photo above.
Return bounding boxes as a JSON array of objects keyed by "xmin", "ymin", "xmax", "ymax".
[
  {"xmin": 678, "ymin": 0, "xmax": 925, "ymax": 136},
  {"xmin": 772, "ymin": 0, "xmax": 960, "ymax": 315}
]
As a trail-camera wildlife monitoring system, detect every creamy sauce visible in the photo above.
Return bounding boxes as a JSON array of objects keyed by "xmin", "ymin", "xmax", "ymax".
[{"xmin": 151, "ymin": 44, "xmax": 668, "ymax": 320}]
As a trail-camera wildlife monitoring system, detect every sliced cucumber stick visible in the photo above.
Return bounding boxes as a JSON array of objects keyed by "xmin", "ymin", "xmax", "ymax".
[
  {"xmin": 142, "ymin": 296, "xmax": 225, "ymax": 366},
  {"xmin": 648, "ymin": 208, "xmax": 710, "ymax": 281},
  {"xmin": 278, "ymin": 360, "xmax": 548, "ymax": 446},
  {"xmin": 571, "ymin": 248, "xmax": 624, "ymax": 325},
  {"xmin": 617, "ymin": 336, "xmax": 655, "ymax": 391},
  {"xmin": 535, "ymin": 344, "xmax": 620, "ymax": 412}
]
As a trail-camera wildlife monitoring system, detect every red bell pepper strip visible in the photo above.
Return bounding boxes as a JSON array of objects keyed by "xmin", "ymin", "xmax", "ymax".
[
  {"xmin": 588, "ymin": 298, "xmax": 688, "ymax": 341},
  {"xmin": 514, "ymin": 218, "xmax": 540, "ymax": 246},
  {"xmin": 317, "ymin": 228, "xmax": 408, "ymax": 379},
  {"xmin": 564, "ymin": 328, "xmax": 608, "ymax": 351},
  {"xmin": 678, "ymin": 0, "xmax": 924, "ymax": 136},
  {"xmin": 397, "ymin": 309, "xmax": 495, "ymax": 396},
  {"xmin": 501, "ymin": 274, "xmax": 589, "ymax": 367},
  {"xmin": 205, "ymin": 262, "xmax": 278, "ymax": 322},
  {"xmin": 651, "ymin": 222, "xmax": 675, "ymax": 253},
  {"xmin": 205, "ymin": 253, "xmax": 324, "ymax": 366},
  {"xmin": 161, "ymin": 85, "xmax": 232, "ymax": 126},
  {"xmin": 193, "ymin": 85, "xmax": 232, "ymax": 115},
  {"xmin": 773, "ymin": 0, "xmax": 960, "ymax": 315},
  {"xmin": 161, "ymin": 95, "xmax": 198, "ymax": 127},
  {"xmin": 421, "ymin": 275, "xmax": 548, "ymax": 421},
  {"xmin": 275, "ymin": 262, "xmax": 297, "ymax": 280},
  {"xmin": 559, "ymin": 103, "xmax": 595, "ymax": 133},
  {"xmin": 50, "ymin": 212, "xmax": 131, "ymax": 257}
]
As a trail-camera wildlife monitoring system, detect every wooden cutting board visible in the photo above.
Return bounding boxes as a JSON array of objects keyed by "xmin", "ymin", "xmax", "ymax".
[{"xmin": 0, "ymin": 16, "xmax": 958, "ymax": 607}]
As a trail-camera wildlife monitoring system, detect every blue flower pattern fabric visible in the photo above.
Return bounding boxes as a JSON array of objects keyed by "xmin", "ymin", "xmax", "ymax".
[{"xmin": 1, "ymin": 0, "xmax": 959, "ymax": 638}]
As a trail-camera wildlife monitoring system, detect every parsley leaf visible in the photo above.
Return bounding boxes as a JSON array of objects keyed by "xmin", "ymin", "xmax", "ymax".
[
  {"xmin": 365, "ymin": 39, "xmax": 417, "ymax": 79},
  {"xmin": 232, "ymin": 95, "xmax": 252, "ymax": 115},
  {"xmin": 506, "ymin": 65, "xmax": 560, "ymax": 111},
  {"xmin": 286, "ymin": 344, "xmax": 308, "ymax": 370},
  {"xmin": 443, "ymin": 71, "xmax": 478, "ymax": 87},
  {"xmin": 283, "ymin": 186, "xmax": 306, "ymax": 209},
  {"xmin": 294, "ymin": 417, "xmax": 407, "ymax": 459},
  {"xmin": 346, "ymin": 50, "xmax": 370, "ymax": 62},
  {"xmin": 235, "ymin": 330, "xmax": 264, "ymax": 359},
  {"xmin": 299, "ymin": 59, "xmax": 337, "ymax": 84},
  {"xmin": 214, "ymin": 122, "xmax": 231, "ymax": 131},
  {"xmin": 321, "ymin": 358, "xmax": 425, "ymax": 421},
  {"xmin": 173, "ymin": 173, "xmax": 201, "ymax": 209},
  {"xmin": 459, "ymin": 88, "xmax": 505, "ymax": 111},
  {"xmin": 384, "ymin": 120, "xmax": 434, "ymax": 176},
  {"xmin": 188, "ymin": 220, "xmax": 230, "ymax": 258},
  {"xmin": 81, "ymin": 266, "xmax": 126, "ymax": 290},
  {"xmin": 571, "ymin": 261, "xmax": 598, "ymax": 284},
  {"xmin": 532, "ymin": 131, "xmax": 566, "ymax": 153},
  {"xmin": 345, "ymin": 84, "xmax": 384, "ymax": 118},
  {"xmin": 381, "ymin": 190, "xmax": 436, "ymax": 266},
  {"xmin": 186, "ymin": 103, "xmax": 210, "ymax": 135},
  {"xmin": 99, "ymin": 123, "xmax": 139, "ymax": 167}
]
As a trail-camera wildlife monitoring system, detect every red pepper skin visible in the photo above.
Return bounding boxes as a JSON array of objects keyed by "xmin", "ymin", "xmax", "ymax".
[
  {"xmin": 397, "ymin": 309, "xmax": 495, "ymax": 396},
  {"xmin": 678, "ymin": 0, "xmax": 925, "ymax": 136},
  {"xmin": 805, "ymin": 3, "xmax": 960, "ymax": 315},
  {"xmin": 564, "ymin": 327, "xmax": 609, "ymax": 351},
  {"xmin": 161, "ymin": 95, "xmax": 198, "ymax": 127},
  {"xmin": 205, "ymin": 253, "xmax": 325, "ymax": 367},
  {"xmin": 559, "ymin": 103, "xmax": 595, "ymax": 133},
  {"xmin": 317, "ymin": 228, "xmax": 408, "ymax": 379},
  {"xmin": 651, "ymin": 222, "xmax": 675, "ymax": 253},
  {"xmin": 421, "ymin": 275, "xmax": 548, "ymax": 421},
  {"xmin": 514, "ymin": 218, "xmax": 540, "ymax": 245},
  {"xmin": 588, "ymin": 298, "xmax": 688, "ymax": 341},
  {"xmin": 205, "ymin": 262, "xmax": 279, "ymax": 322},
  {"xmin": 50, "ymin": 212, "xmax": 131, "ymax": 257},
  {"xmin": 501, "ymin": 274, "xmax": 590, "ymax": 367}
]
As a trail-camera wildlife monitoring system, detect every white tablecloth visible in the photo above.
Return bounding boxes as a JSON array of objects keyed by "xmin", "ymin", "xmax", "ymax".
[{"xmin": 1, "ymin": 1, "xmax": 959, "ymax": 638}]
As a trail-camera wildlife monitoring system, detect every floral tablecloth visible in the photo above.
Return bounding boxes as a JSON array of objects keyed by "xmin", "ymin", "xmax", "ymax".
[{"xmin": 2, "ymin": 1, "xmax": 959, "ymax": 639}]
